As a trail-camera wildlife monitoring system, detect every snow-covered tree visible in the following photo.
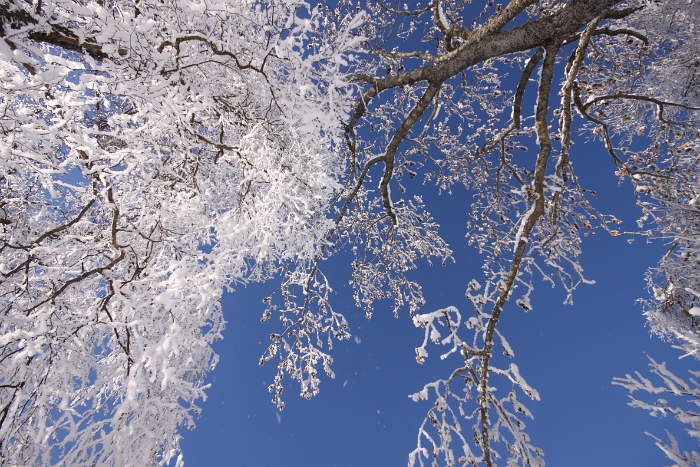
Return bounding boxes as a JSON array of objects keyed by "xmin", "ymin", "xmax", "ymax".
[
  {"xmin": 3, "ymin": 0, "xmax": 700, "ymax": 465},
  {"xmin": 0, "ymin": 0, "xmax": 361, "ymax": 464},
  {"xmin": 280, "ymin": 0, "xmax": 699, "ymax": 466},
  {"xmin": 610, "ymin": 2, "xmax": 700, "ymax": 464}
]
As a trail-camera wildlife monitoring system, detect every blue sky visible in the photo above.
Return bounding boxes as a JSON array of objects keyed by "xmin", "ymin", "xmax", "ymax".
[{"xmin": 180, "ymin": 132, "xmax": 695, "ymax": 466}]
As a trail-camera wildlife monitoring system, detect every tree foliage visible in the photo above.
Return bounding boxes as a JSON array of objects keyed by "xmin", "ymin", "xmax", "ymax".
[{"xmin": 1, "ymin": 0, "xmax": 700, "ymax": 465}]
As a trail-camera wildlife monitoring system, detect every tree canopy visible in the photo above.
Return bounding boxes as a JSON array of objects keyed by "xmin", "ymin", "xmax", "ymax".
[{"xmin": 1, "ymin": 0, "xmax": 699, "ymax": 465}]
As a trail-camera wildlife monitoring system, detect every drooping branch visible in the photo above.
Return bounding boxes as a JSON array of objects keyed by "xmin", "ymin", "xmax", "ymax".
[
  {"xmin": 379, "ymin": 83, "xmax": 442, "ymax": 225},
  {"xmin": 476, "ymin": 43, "xmax": 559, "ymax": 467},
  {"xmin": 473, "ymin": 46, "xmax": 544, "ymax": 181},
  {"xmin": 559, "ymin": 14, "xmax": 603, "ymax": 177}
]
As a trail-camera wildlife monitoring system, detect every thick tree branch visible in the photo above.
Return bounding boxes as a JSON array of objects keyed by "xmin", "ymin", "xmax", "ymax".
[{"xmin": 350, "ymin": 0, "xmax": 622, "ymax": 129}]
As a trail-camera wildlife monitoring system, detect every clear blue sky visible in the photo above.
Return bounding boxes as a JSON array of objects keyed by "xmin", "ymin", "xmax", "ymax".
[{"xmin": 179, "ymin": 133, "xmax": 694, "ymax": 466}]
